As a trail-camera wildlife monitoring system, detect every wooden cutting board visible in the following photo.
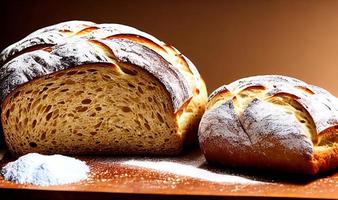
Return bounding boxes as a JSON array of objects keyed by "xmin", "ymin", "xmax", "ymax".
[{"xmin": 0, "ymin": 148, "xmax": 337, "ymax": 199}]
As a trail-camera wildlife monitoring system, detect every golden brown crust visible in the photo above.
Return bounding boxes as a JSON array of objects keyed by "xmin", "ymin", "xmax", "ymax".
[{"xmin": 199, "ymin": 75, "xmax": 337, "ymax": 175}]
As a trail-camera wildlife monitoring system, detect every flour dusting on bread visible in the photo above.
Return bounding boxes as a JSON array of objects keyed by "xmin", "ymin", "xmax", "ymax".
[{"xmin": 199, "ymin": 75, "xmax": 337, "ymax": 174}]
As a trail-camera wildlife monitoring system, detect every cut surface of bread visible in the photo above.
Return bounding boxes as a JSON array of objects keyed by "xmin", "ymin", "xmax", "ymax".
[
  {"xmin": 2, "ymin": 64, "xmax": 181, "ymax": 155},
  {"xmin": 199, "ymin": 75, "xmax": 337, "ymax": 175},
  {"xmin": 0, "ymin": 21, "xmax": 208, "ymax": 156}
]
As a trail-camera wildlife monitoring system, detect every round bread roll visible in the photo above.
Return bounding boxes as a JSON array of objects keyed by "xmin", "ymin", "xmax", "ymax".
[
  {"xmin": 198, "ymin": 75, "xmax": 337, "ymax": 174},
  {"xmin": 0, "ymin": 21, "xmax": 207, "ymax": 156}
]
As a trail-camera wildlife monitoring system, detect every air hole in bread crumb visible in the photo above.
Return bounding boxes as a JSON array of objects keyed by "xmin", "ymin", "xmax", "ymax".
[
  {"xmin": 156, "ymin": 113, "xmax": 164, "ymax": 123},
  {"xmin": 76, "ymin": 106, "xmax": 88, "ymax": 112},
  {"xmin": 147, "ymin": 86, "xmax": 156, "ymax": 90},
  {"xmin": 148, "ymin": 97, "xmax": 152, "ymax": 102},
  {"xmin": 40, "ymin": 133, "xmax": 46, "ymax": 140},
  {"xmin": 121, "ymin": 106, "xmax": 131, "ymax": 112},
  {"xmin": 45, "ymin": 105, "xmax": 52, "ymax": 113},
  {"xmin": 94, "ymin": 122, "xmax": 102, "ymax": 128},
  {"xmin": 81, "ymin": 99, "xmax": 92, "ymax": 104},
  {"xmin": 95, "ymin": 107, "xmax": 102, "ymax": 111},
  {"xmin": 77, "ymin": 71, "xmax": 86, "ymax": 75},
  {"xmin": 144, "ymin": 123, "xmax": 151, "ymax": 130},
  {"xmin": 51, "ymin": 129, "xmax": 56, "ymax": 134},
  {"xmin": 32, "ymin": 120, "xmax": 37, "ymax": 128},
  {"xmin": 60, "ymin": 89, "xmax": 69, "ymax": 92},
  {"xmin": 134, "ymin": 120, "xmax": 141, "ymax": 126},
  {"xmin": 102, "ymin": 75, "xmax": 112, "ymax": 81},
  {"xmin": 6, "ymin": 110, "xmax": 10, "ymax": 119},
  {"xmin": 128, "ymin": 83, "xmax": 135, "ymax": 88},
  {"xmin": 29, "ymin": 142, "xmax": 37, "ymax": 148},
  {"xmin": 90, "ymin": 132, "xmax": 97, "ymax": 136},
  {"xmin": 138, "ymin": 86, "xmax": 144, "ymax": 94},
  {"xmin": 46, "ymin": 112, "xmax": 53, "ymax": 121},
  {"xmin": 300, "ymin": 120, "xmax": 306, "ymax": 123}
]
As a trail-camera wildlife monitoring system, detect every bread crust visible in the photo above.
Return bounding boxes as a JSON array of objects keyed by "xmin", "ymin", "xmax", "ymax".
[{"xmin": 199, "ymin": 75, "xmax": 337, "ymax": 174}]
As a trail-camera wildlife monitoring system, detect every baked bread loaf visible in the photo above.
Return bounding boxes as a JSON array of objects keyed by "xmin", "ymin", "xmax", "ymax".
[
  {"xmin": 0, "ymin": 21, "xmax": 207, "ymax": 156},
  {"xmin": 198, "ymin": 75, "xmax": 337, "ymax": 174}
]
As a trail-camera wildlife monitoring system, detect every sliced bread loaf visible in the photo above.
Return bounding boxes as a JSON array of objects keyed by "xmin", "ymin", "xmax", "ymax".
[{"xmin": 0, "ymin": 21, "xmax": 208, "ymax": 156}]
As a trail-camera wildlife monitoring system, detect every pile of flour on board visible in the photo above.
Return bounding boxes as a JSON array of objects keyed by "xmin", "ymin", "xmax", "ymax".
[{"xmin": 1, "ymin": 153, "xmax": 90, "ymax": 186}]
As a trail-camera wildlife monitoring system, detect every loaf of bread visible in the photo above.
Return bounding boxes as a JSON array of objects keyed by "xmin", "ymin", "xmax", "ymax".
[
  {"xmin": 0, "ymin": 21, "xmax": 207, "ymax": 156},
  {"xmin": 198, "ymin": 75, "xmax": 337, "ymax": 174}
]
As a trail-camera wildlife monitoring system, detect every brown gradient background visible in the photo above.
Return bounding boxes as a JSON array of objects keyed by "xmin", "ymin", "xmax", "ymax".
[{"xmin": 1, "ymin": 0, "xmax": 338, "ymax": 95}]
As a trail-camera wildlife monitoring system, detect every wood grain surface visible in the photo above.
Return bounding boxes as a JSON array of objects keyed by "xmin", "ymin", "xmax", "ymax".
[{"xmin": 0, "ymin": 148, "xmax": 337, "ymax": 199}]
